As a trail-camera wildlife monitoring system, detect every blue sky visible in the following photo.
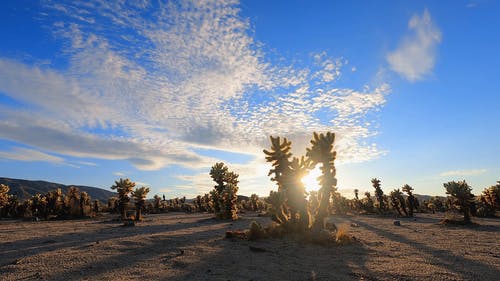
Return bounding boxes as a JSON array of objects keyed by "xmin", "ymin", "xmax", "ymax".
[{"xmin": 0, "ymin": 0, "xmax": 498, "ymax": 198}]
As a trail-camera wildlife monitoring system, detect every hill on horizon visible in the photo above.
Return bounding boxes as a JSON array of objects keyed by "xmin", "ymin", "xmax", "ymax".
[{"xmin": 0, "ymin": 177, "xmax": 116, "ymax": 202}]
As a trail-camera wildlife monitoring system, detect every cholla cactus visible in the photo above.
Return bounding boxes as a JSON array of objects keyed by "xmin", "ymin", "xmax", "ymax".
[
  {"xmin": 93, "ymin": 200, "xmax": 100, "ymax": 214},
  {"xmin": 331, "ymin": 192, "xmax": 349, "ymax": 215},
  {"xmin": 267, "ymin": 190, "xmax": 288, "ymax": 224},
  {"xmin": 352, "ymin": 189, "xmax": 362, "ymax": 212},
  {"xmin": 153, "ymin": 195, "xmax": 162, "ymax": 213},
  {"xmin": 0, "ymin": 184, "xmax": 10, "ymax": 217},
  {"xmin": 108, "ymin": 196, "xmax": 118, "ymax": 213},
  {"xmin": 371, "ymin": 178, "xmax": 386, "ymax": 213},
  {"xmin": 202, "ymin": 193, "xmax": 213, "ymax": 212},
  {"xmin": 482, "ymin": 181, "xmax": 500, "ymax": 212},
  {"xmin": 402, "ymin": 184, "xmax": 416, "ymax": 217},
  {"xmin": 111, "ymin": 178, "xmax": 135, "ymax": 220},
  {"xmin": 306, "ymin": 132, "xmax": 337, "ymax": 230},
  {"xmin": 131, "ymin": 186, "xmax": 150, "ymax": 221},
  {"xmin": 264, "ymin": 136, "xmax": 294, "ymax": 190},
  {"xmin": 249, "ymin": 194, "xmax": 259, "ymax": 211},
  {"xmin": 389, "ymin": 189, "xmax": 407, "ymax": 217},
  {"xmin": 444, "ymin": 180, "xmax": 475, "ymax": 223},
  {"xmin": 264, "ymin": 136, "xmax": 312, "ymax": 230},
  {"xmin": 363, "ymin": 192, "xmax": 375, "ymax": 213},
  {"xmin": 80, "ymin": 191, "xmax": 91, "ymax": 217},
  {"xmin": 209, "ymin": 162, "xmax": 239, "ymax": 220},
  {"xmin": 31, "ymin": 193, "xmax": 48, "ymax": 219},
  {"xmin": 65, "ymin": 186, "xmax": 81, "ymax": 218},
  {"xmin": 46, "ymin": 188, "xmax": 63, "ymax": 218}
]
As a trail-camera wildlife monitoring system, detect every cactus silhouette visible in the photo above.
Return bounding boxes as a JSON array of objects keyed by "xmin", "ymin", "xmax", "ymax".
[
  {"xmin": 389, "ymin": 189, "xmax": 407, "ymax": 217},
  {"xmin": 306, "ymin": 132, "xmax": 337, "ymax": 231},
  {"xmin": 111, "ymin": 178, "xmax": 136, "ymax": 220},
  {"xmin": 402, "ymin": 184, "xmax": 415, "ymax": 217},
  {"xmin": 371, "ymin": 178, "xmax": 386, "ymax": 213}
]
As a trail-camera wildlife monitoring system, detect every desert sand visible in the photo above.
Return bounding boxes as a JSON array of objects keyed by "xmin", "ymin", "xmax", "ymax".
[{"xmin": 1, "ymin": 212, "xmax": 499, "ymax": 281}]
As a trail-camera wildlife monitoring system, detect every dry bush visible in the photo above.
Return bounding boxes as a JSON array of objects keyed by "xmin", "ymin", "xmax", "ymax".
[{"xmin": 335, "ymin": 224, "xmax": 352, "ymax": 245}]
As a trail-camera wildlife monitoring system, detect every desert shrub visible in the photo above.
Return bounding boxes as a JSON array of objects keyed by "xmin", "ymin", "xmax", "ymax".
[
  {"xmin": 444, "ymin": 180, "xmax": 475, "ymax": 223},
  {"xmin": 209, "ymin": 162, "xmax": 239, "ymax": 220},
  {"xmin": 247, "ymin": 221, "xmax": 268, "ymax": 240},
  {"xmin": 335, "ymin": 224, "xmax": 352, "ymax": 245},
  {"xmin": 111, "ymin": 178, "xmax": 135, "ymax": 220}
]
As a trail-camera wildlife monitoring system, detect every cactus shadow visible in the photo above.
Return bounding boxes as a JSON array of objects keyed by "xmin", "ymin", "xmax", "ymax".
[{"xmin": 346, "ymin": 216, "xmax": 500, "ymax": 280}]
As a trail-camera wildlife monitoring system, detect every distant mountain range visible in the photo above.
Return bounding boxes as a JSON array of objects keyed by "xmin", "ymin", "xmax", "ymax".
[{"xmin": 0, "ymin": 177, "xmax": 116, "ymax": 202}]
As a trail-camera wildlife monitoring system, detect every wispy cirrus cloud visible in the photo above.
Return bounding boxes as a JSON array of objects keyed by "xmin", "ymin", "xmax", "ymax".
[
  {"xmin": 440, "ymin": 169, "xmax": 487, "ymax": 177},
  {"xmin": 0, "ymin": 0, "xmax": 391, "ymax": 194},
  {"xmin": 0, "ymin": 147, "xmax": 64, "ymax": 164},
  {"xmin": 386, "ymin": 9, "xmax": 442, "ymax": 81}
]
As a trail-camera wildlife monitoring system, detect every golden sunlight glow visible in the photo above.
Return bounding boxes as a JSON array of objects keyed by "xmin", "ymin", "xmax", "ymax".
[{"xmin": 301, "ymin": 166, "xmax": 322, "ymax": 192}]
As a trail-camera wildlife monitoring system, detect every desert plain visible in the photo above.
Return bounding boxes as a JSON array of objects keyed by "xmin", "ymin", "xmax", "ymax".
[{"xmin": 0, "ymin": 212, "xmax": 499, "ymax": 281}]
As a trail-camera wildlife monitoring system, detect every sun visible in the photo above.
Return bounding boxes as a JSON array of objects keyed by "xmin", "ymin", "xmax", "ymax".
[{"xmin": 301, "ymin": 166, "xmax": 322, "ymax": 193}]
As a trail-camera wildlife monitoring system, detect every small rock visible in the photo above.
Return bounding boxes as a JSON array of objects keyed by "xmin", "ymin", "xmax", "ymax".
[
  {"xmin": 393, "ymin": 220, "xmax": 401, "ymax": 226},
  {"xmin": 350, "ymin": 223, "xmax": 359, "ymax": 227}
]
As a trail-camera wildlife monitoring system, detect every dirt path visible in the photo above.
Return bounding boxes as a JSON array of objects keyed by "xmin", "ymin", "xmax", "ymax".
[{"xmin": 1, "ymin": 213, "xmax": 499, "ymax": 280}]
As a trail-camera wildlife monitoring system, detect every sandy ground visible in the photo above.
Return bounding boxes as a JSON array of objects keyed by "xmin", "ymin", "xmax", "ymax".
[{"xmin": 0, "ymin": 212, "xmax": 499, "ymax": 281}]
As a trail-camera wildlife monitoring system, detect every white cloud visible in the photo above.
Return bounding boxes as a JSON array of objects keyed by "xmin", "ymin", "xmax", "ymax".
[
  {"xmin": 386, "ymin": 9, "xmax": 441, "ymax": 81},
  {"xmin": 0, "ymin": 0, "xmax": 391, "ymax": 192},
  {"xmin": 440, "ymin": 169, "xmax": 487, "ymax": 177},
  {"xmin": 0, "ymin": 147, "xmax": 66, "ymax": 165}
]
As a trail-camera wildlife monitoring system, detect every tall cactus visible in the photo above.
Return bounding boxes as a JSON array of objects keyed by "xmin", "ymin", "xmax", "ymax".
[
  {"xmin": 264, "ymin": 136, "xmax": 314, "ymax": 230},
  {"xmin": 371, "ymin": 178, "xmax": 386, "ymax": 213},
  {"xmin": 306, "ymin": 132, "xmax": 337, "ymax": 231},
  {"xmin": 402, "ymin": 184, "xmax": 415, "ymax": 217},
  {"xmin": 264, "ymin": 136, "xmax": 293, "ymax": 191},
  {"xmin": 111, "ymin": 178, "xmax": 135, "ymax": 220}
]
